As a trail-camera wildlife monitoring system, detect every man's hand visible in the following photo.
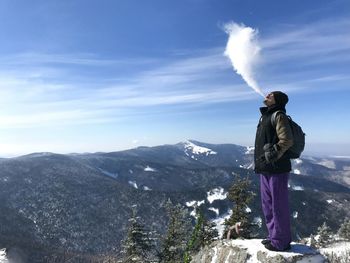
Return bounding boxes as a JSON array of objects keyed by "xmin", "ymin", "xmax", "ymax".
[{"xmin": 263, "ymin": 143, "xmax": 279, "ymax": 163}]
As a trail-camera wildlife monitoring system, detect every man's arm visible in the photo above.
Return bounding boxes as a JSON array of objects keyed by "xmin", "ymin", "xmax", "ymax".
[{"xmin": 275, "ymin": 113, "xmax": 294, "ymax": 159}]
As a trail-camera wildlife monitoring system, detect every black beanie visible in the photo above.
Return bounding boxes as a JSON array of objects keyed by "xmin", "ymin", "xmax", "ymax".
[{"xmin": 272, "ymin": 91, "xmax": 289, "ymax": 106}]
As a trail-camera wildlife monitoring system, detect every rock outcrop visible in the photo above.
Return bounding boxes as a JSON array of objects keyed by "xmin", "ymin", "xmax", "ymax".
[{"xmin": 191, "ymin": 239, "xmax": 327, "ymax": 263}]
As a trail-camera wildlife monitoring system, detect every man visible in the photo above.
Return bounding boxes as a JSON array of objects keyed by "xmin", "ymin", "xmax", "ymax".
[{"xmin": 254, "ymin": 91, "xmax": 293, "ymax": 251}]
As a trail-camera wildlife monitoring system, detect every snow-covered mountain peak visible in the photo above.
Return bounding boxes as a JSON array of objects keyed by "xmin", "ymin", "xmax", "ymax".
[{"xmin": 183, "ymin": 140, "xmax": 217, "ymax": 156}]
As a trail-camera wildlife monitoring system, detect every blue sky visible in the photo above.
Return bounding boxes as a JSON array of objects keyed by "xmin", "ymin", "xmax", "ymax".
[{"xmin": 0, "ymin": 0, "xmax": 349, "ymax": 157}]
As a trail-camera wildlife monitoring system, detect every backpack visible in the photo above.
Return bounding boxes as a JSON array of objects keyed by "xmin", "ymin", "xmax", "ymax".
[{"xmin": 271, "ymin": 111, "xmax": 305, "ymax": 159}]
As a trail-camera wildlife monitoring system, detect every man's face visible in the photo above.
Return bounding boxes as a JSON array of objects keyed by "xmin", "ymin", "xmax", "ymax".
[{"xmin": 264, "ymin": 93, "xmax": 276, "ymax": 107}]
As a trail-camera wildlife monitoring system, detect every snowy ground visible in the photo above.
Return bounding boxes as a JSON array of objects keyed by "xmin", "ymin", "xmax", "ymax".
[
  {"xmin": 0, "ymin": 249, "xmax": 7, "ymax": 263},
  {"xmin": 319, "ymin": 241, "xmax": 350, "ymax": 257},
  {"xmin": 230, "ymin": 239, "xmax": 326, "ymax": 263}
]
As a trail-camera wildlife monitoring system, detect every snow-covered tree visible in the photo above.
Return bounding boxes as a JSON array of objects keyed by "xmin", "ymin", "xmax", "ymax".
[
  {"xmin": 224, "ymin": 175, "xmax": 256, "ymax": 239},
  {"xmin": 159, "ymin": 199, "xmax": 192, "ymax": 263},
  {"xmin": 316, "ymin": 222, "xmax": 333, "ymax": 247},
  {"xmin": 183, "ymin": 208, "xmax": 218, "ymax": 263},
  {"xmin": 120, "ymin": 206, "xmax": 156, "ymax": 263},
  {"xmin": 309, "ymin": 234, "xmax": 317, "ymax": 248},
  {"xmin": 338, "ymin": 217, "xmax": 350, "ymax": 241}
]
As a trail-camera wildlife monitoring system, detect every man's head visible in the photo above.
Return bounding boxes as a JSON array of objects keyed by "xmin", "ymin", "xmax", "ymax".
[{"xmin": 264, "ymin": 91, "xmax": 289, "ymax": 107}]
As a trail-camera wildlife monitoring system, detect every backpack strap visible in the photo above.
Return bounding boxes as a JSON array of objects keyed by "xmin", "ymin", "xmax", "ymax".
[{"xmin": 271, "ymin": 110, "xmax": 287, "ymax": 127}]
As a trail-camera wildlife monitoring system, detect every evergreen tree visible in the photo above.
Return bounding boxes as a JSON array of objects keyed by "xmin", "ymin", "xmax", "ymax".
[
  {"xmin": 159, "ymin": 199, "xmax": 192, "ymax": 263},
  {"xmin": 121, "ymin": 206, "xmax": 155, "ymax": 263},
  {"xmin": 316, "ymin": 222, "xmax": 333, "ymax": 247},
  {"xmin": 338, "ymin": 217, "xmax": 350, "ymax": 241},
  {"xmin": 183, "ymin": 208, "xmax": 218, "ymax": 263},
  {"xmin": 309, "ymin": 234, "xmax": 317, "ymax": 248},
  {"xmin": 224, "ymin": 175, "xmax": 255, "ymax": 239}
]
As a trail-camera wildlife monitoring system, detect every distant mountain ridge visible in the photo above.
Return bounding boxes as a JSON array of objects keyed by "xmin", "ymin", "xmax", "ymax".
[{"xmin": 0, "ymin": 140, "xmax": 349, "ymax": 260}]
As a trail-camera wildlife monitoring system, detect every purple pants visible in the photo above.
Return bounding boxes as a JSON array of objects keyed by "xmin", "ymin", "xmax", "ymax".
[{"xmin": 260, "ymin": 173, "xmax": 291, "ymax": 250}]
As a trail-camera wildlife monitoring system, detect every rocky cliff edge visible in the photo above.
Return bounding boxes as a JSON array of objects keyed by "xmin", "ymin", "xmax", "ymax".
[{"xmin": 191, "ymin": 239, "xmax": 327, "ymax": 263}]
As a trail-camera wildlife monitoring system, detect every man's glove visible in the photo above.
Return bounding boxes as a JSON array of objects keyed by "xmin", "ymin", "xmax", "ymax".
[{"xmin": 263, "ymin": 143, "xmax": 279, "ymax": 163}]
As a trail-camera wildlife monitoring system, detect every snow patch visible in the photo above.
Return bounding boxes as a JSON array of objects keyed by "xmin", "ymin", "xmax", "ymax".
[
  {"xmin": 207, "ymin": 187, "xmax": 227, "ymax": 204},
  {"xmin": 319, "ymin": 160, "xmax": 336, "ymax": 169},
  {"xmin": 293, "ymin": 211, "xmax": 298, "ymax": 218},
  {"xmin": 186, "ymin": 200, "xmax": 205, "ymax": 208},
  {"xmin": 293, "ymin": 169, "xmax": 301, "ymax": 175},
  {"xmin": 245, "ymin": 146, "xmax": 254, "ymax": 154},
  {"xmin": 302, "ymin": 202, "xmax": 306, "ymax": 206},
  {"xmin": 98, "ymin": 168, "xmax": 118, "ymax": 179},
  {"xmin": 295, "ymin": 158, "xmax": 303, "ymax": 164},
  {"xmin": 208, "ymin": 207, "xmax": 219, "ymax": 216},
  {"xmin": 184, "ymin": 141, "xmax": 217, "ymax": 156},
  {"xmin": 212, "ymin": 209, "xmax": 232, "ymax": 238},
  {"xmin": 320, "ymin": 241, "xmax": 350, "ymax": 257},
  {"xmin": 245, "ymin": 206, "xmax": 252, "ymax": 213},
  {"xmin": 190, "ymin": 209, "xmax": 196, "ymax": 218},
  {"xmin": 326, "ymin": 199, "xmax": 335, "ymax": 204},
  {"xmin": 230, "ymin": 239, "xmax": 324, "ymax": 263},
  {"xmin": 252, "ymin": 217, "xmax": 262, "ymax": 228},
  {"xmin": 0, "ymin": 249, "xmax": 7, "ymax": 263},
  {"xmin": 128, "ymin": 181, "xmax": 138, "ymax": 189},
  {"xmin": 143, "ymin": 186, "xmax": 151, "ymax": 191},
  {"xmin": 292, "ymin": 185, "xmax": 304, "ymax": 191},
  {"xmin": 144, "ymin": 166, "xmax": 156, "ymax": 172},
  {"xmin": 211, "ymin": 246, "xmax": 218, "ymax": 263}
]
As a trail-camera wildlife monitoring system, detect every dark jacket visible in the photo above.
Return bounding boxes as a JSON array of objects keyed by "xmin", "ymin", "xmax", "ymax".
[{"xmin": 254, "ymin": 105, "xmax": 294, "ymax": 174}]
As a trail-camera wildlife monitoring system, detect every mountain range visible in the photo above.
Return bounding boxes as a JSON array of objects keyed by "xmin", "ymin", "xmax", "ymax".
[{"xmin": 0, "ymin": 140, "xmax": 349, "ymax": 260}]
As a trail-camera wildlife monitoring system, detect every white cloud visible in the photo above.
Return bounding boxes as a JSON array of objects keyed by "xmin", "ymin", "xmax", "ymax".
[
  {"xmin": 261, "ymin": 18, "xmax": 350, "ymax": 65},
  {"xmin": 0, "ymin": 16, "xmax": 348, "ymax": 131}
]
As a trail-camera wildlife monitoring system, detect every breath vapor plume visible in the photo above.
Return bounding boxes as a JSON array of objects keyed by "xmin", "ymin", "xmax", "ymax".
[{"xmin": 224, "ymin": 22, "xmax": 265, "ymax": 97}]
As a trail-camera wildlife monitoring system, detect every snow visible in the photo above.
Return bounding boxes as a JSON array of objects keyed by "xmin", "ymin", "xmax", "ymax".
[
  {"xmin": 294, "ymin": 169, "xmax": 301, "ymax": 175},
  {"xmin": 318, "ymin": 160, "xmax": 336, "ymax": 169},
  {"xmin": 292, "ymin": 185, "xmax": 305, "ymax": 191},
  {"xmin": 326, "ymin": 199, "xmax": 334, "ymax": 204},
  {"xmin": 186, "ymin": 200, "xmax": 205, "ymax": 208},
  {"xmin": 0, "ymin": 249, "xmax": 7, "ymax": 263},
  {"xmin": 245, "ymin": 206, "xmax": 252, "ymax": 213},
  {"xmin": 331, "ymin": 156, "xmax": 350, "ymax": 159},
  {"xmin": 143, "ymin": 186, "xmax": 152, "ymax": 191},
  {"xmin": 190, "ymin": 209, "xmax": 196, "ymax": 218},
  {"xmin": 128, "ymin": 181, "xmax": 138, "ymax": 189},
  {"xmin": 129, "ymin": 169, "xmax": 133, "ymax": 174},
  {"xmin": 295, "ymin": 158, "xmax": 303, "ymax": 164},
  {"xmin": 252, "ymin": 216, "xmax": 262, "ymax": 228},
  {"xmin": 184, "ymin": 141, "xmax": 217, "ymax": 156},
  {"xmin": 320, "ymin": 241, "xmax": 350, "ymax": 257},
  {"xmin": 144, "ymin": 166, "xmax": 156, "ymax": 172},
  {"xmin": 245, "ymin": 146, "xmax": 255, "ymax": 154},
  {"xmin": 211, "ymin": 209, "xmax": 232, "ymax": 238},
  {"xmin": 302, "ymin": 202, "xmax": 306, "ymax": 206},
  {"xmin": 230, "ymin": 239, "xmax": 325, "ymax": 263},
  {"xmin": 211, "ymin": 246, "xmax": 218, "ymax": 263},
  {"xmin": 1, "ymin": 177, "xmax": 9, "ymax": 182},
  {"xmin": 98, "ymin": 168, "xmax": 118, "ymax": 179},
  {"xmin": 246, "ymin": 162, "xmax": 255, "ymax": 170},
  {"xmin": 207, "ymin": 187, "xmax": 227, "ymax": 204},
  {"xmin": 208, "ymin": 207, "xmax": 219, "ymax": 216},
  {"xmin": 293, "ymin": 211, "xmax": 298, "ymax": 218}
]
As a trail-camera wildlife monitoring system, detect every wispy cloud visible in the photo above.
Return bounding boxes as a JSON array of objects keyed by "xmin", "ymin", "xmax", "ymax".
[
  {"xmin": 261, "ymin": 17, "xmax": 350, "ymax": 65},
  {"xmin": 0, "ymin": 16, "xmax": 349, "ymax": 129}
]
